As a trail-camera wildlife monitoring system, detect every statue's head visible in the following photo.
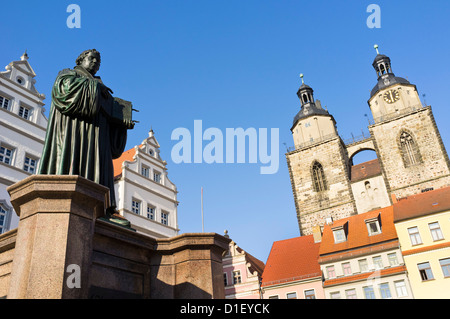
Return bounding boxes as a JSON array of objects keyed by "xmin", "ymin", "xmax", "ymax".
[{"xmin": 76, "ymin": 49, "xmax": 101, "ymax": 75}]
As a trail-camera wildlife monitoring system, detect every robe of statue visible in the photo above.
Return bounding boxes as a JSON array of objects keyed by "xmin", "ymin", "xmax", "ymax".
[{"xmin": 38, "ymin": 65, "xmax": 127, "ymax": 208}]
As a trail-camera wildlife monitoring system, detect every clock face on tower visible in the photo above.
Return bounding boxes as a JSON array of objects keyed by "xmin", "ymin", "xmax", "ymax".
[{"xmin": 383, "ymin": 89, "xmax": 400, "ymax": 104}]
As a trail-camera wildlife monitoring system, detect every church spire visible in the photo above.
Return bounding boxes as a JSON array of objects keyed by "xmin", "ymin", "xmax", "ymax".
[
  {"xmin": 372, "ymin": 44, "xmax": 393, "ymax": 79},
  {"xmin": 20, "ymin": 50, "xmax": 29, "ymax": 61}
]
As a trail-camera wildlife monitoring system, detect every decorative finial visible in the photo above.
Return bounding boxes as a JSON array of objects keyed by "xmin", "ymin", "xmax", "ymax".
[
  {"xmin": 21, "ymin": 50, "xmax": 29, "ymax": 61},
  {"xmin": 374, "ymin": 44, "xmax": 379, "ymax": 55},
  {"xmin": 300, "ymin": 73, "xmax": 304, "ymax": 84},
  {"xmin": 224, "ymin": 230, "xmax": 229, "ymax": 238}
]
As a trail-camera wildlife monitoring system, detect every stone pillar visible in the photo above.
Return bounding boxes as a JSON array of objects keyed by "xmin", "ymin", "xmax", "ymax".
[
  {"xmin": 6, "ymin": 175, "xmax": 108, "ymax": 299},
  {"xmin": 152, "ymin": 233, "xmax": 230, "ymax": 299}
]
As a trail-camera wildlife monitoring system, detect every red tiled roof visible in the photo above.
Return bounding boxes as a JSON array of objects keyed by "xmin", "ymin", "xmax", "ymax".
[
  {"xmin": 319, "ymin": 206, "xmax": 397, "ymax": 257},
  {"xmin": 350, "ymin": 159, "xmax": 382, "ymax": 182},
  {"xmin": 393, "ymin": 186, "xmax": 450, "ymax": 222},
  {"xmin": 113, "ymin": 147, "xmax": 136, "ymax": 178},
  {"xmin": 261, "ymin": 235, "xmax": 321, "ymax": 287}
]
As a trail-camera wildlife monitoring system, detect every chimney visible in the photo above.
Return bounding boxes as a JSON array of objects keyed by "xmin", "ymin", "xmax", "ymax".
[{"xmin": 312, "ymin": 225, "xmax": 322, "ymax": 243}]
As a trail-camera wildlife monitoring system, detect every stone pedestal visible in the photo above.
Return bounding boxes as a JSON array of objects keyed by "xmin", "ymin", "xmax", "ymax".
[{"xmin": 6, "ymin": 175, "xmax": 108, "ymax": 299}]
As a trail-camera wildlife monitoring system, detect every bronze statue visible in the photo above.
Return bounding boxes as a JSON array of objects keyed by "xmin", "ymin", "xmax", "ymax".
[{"xmin": 38, "ymin": 49, "xmax": 135, "ymax": 226}]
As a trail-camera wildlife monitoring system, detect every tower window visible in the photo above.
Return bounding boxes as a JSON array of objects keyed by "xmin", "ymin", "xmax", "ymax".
[
  {"xmin": 399, "ymin": 131, "xmax": 422, "ymax": 167},
  {"xmin": 312, "ymin": 162, "xmax": 327, "ymax": 192},
  {"xmin": 0, "ymin": 96, "xmax": 10, "ymax": 110}
]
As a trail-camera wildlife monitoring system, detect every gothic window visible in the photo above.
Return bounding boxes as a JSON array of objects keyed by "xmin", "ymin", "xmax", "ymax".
[
  {"xmin": 312, "ymin": 161, "xmax": 327, "ymax": 192},
  {"xmin": 399, "ymin": 131, "xmax": 422, "ymax": 167}
]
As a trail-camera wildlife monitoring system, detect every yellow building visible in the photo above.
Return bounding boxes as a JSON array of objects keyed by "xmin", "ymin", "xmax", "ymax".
[{"xmin": 393, "ymin": 187, "xmax": 450, "ymax": 299}]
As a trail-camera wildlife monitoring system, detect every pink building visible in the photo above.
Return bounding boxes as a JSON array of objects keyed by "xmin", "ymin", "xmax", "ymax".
[
  {"xmin": 222, "ymin": 234, "xmax": 265, "ymax": 299},
  {"xmin": 261, "ymin": 235, "xmax": 325, "ymax": 299}
]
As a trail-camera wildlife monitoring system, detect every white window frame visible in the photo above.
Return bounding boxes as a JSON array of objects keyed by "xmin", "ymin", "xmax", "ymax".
[
  {"xmin": 372, "ymin": 256, "xmax": 383, "ymax": 270},
  {"xmin": 342, "ymin": 262, "xmax": 352, "ymax": 276},
  {"xmin": 0, "ymin": 95, "xmax": 11, "ymax": 110},
  {"xmin": 326, "ymin": 265, "xmax": 336, "ymax": 279},
  {"xmin": 147, "ymin": 205, "xmax": 155, "ymax": 220},
  {"xmin": 0, "ymin": 204, "xmax": 9, "ymax": 234},
  {"xmin": 359, "ymin": 258, "xmax": 369, "ymax": 272},
  {"xmin": 394, "ymin": 280, "xmax": 408, "ymax": 298},
  {"xmin": 18, "ymin": 105, "xmax": 32, "ymax": 120},
  {"xmin": 0, "ymin": 144, "xmax": 15, "ymax": 165},
  {"xmin": 333, "ymin": 227, "xmax": 346, "ymax": 243},
  {"xmin": 429, "ymin": 222, "xmax": 444, "ymax": 241},
  {"xmin": 161, "ymin": 211, "xmax": 168, "ymax": 225},
  {"xmin": 131, "ymin": 199, "xmax": 141, "ymax": 215},
  {"xmin": 345, "ymin": 289, "xmax": 357, "ymax": 299},
  {"xmin": 408, "ymin": 226, "xmax": 422, "ymax": 246},
  {"xmin": 153, "ymin": 170, "xmax": 162, "ymax": 183},
  {"xmin": 388, "ymin": 252, "xmax": 399, "ymax": 267},
  {"xmin": 286, "ymin": 292, "xmax": 297, "ymax": 299},
  {"xmin": 366, "ymin": 217, "xmax": 381, "ymax": 236},
  {"xmin": 23, "ymin": 155, "xmax": 38, "ymax": 174},
  {"xmin": 141, "ymin": 165, "xmax": 150, "ymax": 178}
]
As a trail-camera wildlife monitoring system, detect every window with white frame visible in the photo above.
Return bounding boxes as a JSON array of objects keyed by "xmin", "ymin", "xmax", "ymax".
[
  {"xmin": 326, "ymin": 265, "xmax": 336, "ymax": 279},
  {"xmin": 153, "ymin": 171, "xmax": 161, "ymax": 183},
  {"xmin": 131, "ymin": 199, "xmax": 141, "ymax": 215},
  {"xmin": 379, "ymin": 283, "xmax": 392, "ymax": 299},
  {"xmin": 18, "ymin": 105, "xmax": 31, "ymax": 120},
  {"xmin": 429, "ymin": 222, "xmax": 444, "ymax": 241},
  {"xmin": 366, "ymin": 217, "xmax": 381, "ymax": 236},
  {"xmin": 408, "ymin": 227, "xmax": 422, "ymax": 246},
  {"xmin": 161, "ymin": 211, "xmax": 168, "ymax": 225},
  {"xmin": 388, "ymin": 252, "xmax": 399, "ymax": 267},
  {"xmin": 304, "ymin": 289, "xmax": 315, "ymax": 299},
  {"xmin": 342, "ymin": 262, "xmax": 352, "ymax": 276},
  {"xmin": 141, "ymin": 165, "xmax": 150, "ymax": 178},
  {"xmin": 268, "ymin": 295, "xmax": 279, "ymax": 299},
  {"xmin": 329, "ymin": 291, "xmax": 341, "ymax": 299},
  {"xmin": 440, "ymin": 258, "xmax": 450, "ymax": 278},
  {"xmin": 286, "ymin": 292, "xmax": 297, "ymax": 299},
  {"xmin": 418, "ymin": 262, "xmax": 434, "ymax": 281},
  {"xmin": 333, "ymin": 227, "xmax": 346, "ymax": 243},
  {"xmin": 363, "ymin": 286, "xmax": 376, "ymax": 299},
  {"xmin": 373, "ymin": 256, "xmax": 383, "ymax": 270},
  {"xmin": 0, "ymin": 145, "xmax": 14, "ymax": 165},
  {"xmin": 23, "ymin": 156, "xmax": 37, "ymax": 173},
  {"xmin": 233, "ymin": 270, "xmax": 241, "ymax": 284},
  {"xmin": 359, "ymin": 259, "xmax": 369, "ymax": 272},
  {"xmin": 345, "ymin": 289, "xmax": 357, "ymax": 299},
  {"xmin": 394, "ymin": 280, "xmax": 408, "ymax": 298},
  {"xmin": 0, "ymin": 95, "xmax": 10, "ymax": 110},
  {"xmin": 147, "ymin": 205, "xmax": 155, "ymax": 220}
]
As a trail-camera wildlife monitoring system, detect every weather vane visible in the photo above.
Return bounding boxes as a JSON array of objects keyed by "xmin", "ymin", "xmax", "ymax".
[{"xmin": 300, "ymin": 73, "xmax": 304, "ymax": 84}]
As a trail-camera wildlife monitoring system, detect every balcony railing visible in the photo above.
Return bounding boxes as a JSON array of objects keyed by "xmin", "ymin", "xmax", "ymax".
[
  {"xmin": 370, "ymin": 104, "xmax": 426, "ymax": 125},
  {"xmin": 287, "ymin": 133, "xmax": 337, "ymax": 153}
]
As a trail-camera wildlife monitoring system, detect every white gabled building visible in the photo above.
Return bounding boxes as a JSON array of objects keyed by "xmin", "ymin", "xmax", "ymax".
[
  {"xmin": 113, "ymin": 129, "xmax": 179, "ymax": 238},
  {"xmin": 0, "ymin": 52, "xmax": 47, "ymax": 233}
]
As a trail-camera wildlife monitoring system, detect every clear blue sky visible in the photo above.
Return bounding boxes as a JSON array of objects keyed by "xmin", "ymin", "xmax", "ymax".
[{"xmin": 2, "ymin": 1, "xmax": 450, "ymax": 262}]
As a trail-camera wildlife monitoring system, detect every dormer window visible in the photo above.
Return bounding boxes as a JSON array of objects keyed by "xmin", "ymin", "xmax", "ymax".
[
  {"xmin": 332, "ymin": 221, "xmax": 348, "ymax": 243},
  {"xmin": 366, "ymin": 214, "xmax": 382, "ymax": 236}
]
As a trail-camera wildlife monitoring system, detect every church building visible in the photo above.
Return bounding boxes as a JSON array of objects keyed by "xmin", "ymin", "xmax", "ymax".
[{"xmin": 286, "ymin": 46, "xmax": 450, "ymax": 236}]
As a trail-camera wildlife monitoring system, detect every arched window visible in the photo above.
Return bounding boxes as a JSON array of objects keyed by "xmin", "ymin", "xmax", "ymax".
[
  {"xmin": 312, "ymin": 162, "xmax": 327, "ymax": 192},
  {"xmin": 400, "ymin": 131, "xmax": 422, "ymax": 167}
]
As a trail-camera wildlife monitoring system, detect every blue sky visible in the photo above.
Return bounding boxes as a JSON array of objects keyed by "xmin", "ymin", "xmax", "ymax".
[{"xmin": 2, "ymin": 1, "xmax": 450, "ymax": 262}]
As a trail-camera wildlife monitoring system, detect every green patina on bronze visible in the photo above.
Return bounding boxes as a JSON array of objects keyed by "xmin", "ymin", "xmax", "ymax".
[{"xmin": 38, "ymin": 49, "xmax": 136, "ymax": 227}]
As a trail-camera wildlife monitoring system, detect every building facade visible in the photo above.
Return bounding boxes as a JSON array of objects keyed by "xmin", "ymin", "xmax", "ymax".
[
  {"xmin": 393, "ymin": 186, "xmax": 450, "ymax": 299},
  {"xmin": 261, "ymin": 235, "xmax": 324, "ymax": 299},
  {"xmin": 286, "ymin": 48, "xmax": 450, "ymax": 236},
  {"xmin": 319, "ymin": 206, "xmax": 414, "ymax": 299},
  {"xmin": 113, "ymin": 129, "xmax": 179, "ymax": 238},
  {"xmin": 222, "ymin": 232, "xmax": 265, "ymax": 299},
  {"xmin": 0, "ymin": 52, "xmax": 47, "ymax": 233}
]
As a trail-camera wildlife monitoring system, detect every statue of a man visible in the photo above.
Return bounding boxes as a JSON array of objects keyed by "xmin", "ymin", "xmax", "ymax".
[{"xmin": 38, "ymin": 49, "xmax": 134, "ymax": 223}]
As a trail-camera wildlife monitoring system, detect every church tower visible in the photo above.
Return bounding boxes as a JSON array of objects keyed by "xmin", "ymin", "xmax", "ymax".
[
  {"xmin": 367, "ymin": 45, "xmax": 450, "ymax": 199},
  {"xmin": 286, "ymin": 75, "xmax": 356, "ymax": 236}
]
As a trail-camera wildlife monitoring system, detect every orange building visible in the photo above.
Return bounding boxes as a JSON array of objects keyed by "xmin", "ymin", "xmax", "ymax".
[{"xmin": 318, "ymin": 207, "xmax": 414, "ymax": 299}]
